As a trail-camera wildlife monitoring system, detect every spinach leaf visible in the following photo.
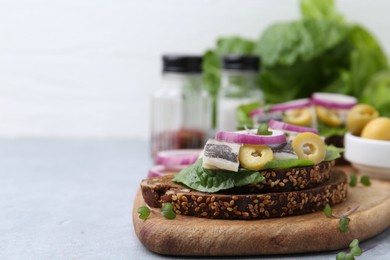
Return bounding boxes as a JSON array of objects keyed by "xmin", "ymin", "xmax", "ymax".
[{"xmin": 173, "ymin": 159, "xmax": 264, "ymax": 193}]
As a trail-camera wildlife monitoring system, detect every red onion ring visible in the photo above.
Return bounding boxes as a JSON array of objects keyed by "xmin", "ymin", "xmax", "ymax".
[
  {"xmin": 249, "ymin": 98, "xmax": 311, "ymax": 117},
  {"xmin": 249, "ymin": 108, "xmax": 263, "ymax": 117},
  {"xmin": 215, "ymin": 129, "xmax": 286, "ymax": 145},
  {"xmin": 148, "ymin": 164, "xmax": 186, "ymax": 178},
  {"xmin": 269, "ymin": 120, "xmax": 319, "ymax": 134},
  {"xmin": 312, "ymin": 93, "xmax": 357, "ymax": 109},
  {"xmin": 270, "ymin": 98, "xmax": 312, "ymax": 112},
  {"xmin": 155, "ymin": 149, "xmax": 202, "ymax": 167}
]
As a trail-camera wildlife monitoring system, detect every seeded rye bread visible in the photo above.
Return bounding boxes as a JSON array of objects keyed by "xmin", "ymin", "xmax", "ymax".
[
  {"xmin": 141, "ymin": 169, "xmax": 348, "ymax": 220},
  {"xmin": 228, "ymin": 160, "xmax": 334, "ymax": 193}
]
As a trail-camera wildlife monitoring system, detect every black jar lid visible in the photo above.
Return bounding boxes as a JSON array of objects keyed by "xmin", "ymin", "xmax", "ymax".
[
  {"xmin": 162, "ymin": 55, "xmax": 203, "ymax": 73},
  {"xmin": 222, "ymin": 55, "xmax": 261, "ymax": 71}
]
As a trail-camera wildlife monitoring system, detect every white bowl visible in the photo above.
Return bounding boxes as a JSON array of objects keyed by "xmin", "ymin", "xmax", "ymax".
[{"xmin": 344, "ymin": 132, "xmax": 390, "ymax": 180}]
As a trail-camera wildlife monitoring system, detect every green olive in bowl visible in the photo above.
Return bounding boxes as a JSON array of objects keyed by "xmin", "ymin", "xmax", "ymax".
[
  {"xmin": 361, "ymin": 117, "xmax": 390, "ymax": 141},
  {"xmin": 347, "ymin": 104, "xmax": 379, "ymax": 136}
]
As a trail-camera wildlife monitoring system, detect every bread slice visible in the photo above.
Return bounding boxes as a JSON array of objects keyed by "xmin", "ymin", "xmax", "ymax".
[
  {"xmin": 141, "ymin": 169, "xmax": 348, "ymax": 219},
  {"xmin": 228, "ymin": 160, "xmax": 334, "ymax": 194}
]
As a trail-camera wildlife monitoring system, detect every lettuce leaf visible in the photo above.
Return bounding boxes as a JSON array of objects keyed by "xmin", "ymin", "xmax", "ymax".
[
  {"xmin": 362, "ymin": 71, "xmax": 390, "ymax": 117},
  {"xmin": 236, "ymin": 101, "xmax": 261, "ymax": 130},
  {"xmin": 347, "ymin": 25, "xmax": 389, "ymax": 98},
  {"xmin": 262, "ymin": 159, "xmax": 314, "ymax": 170},
  {"xmin": 202, "ymin": 37, "xmax": 256, "ymax": 127},
  {"xmin": 300, "ymin": 0, "xmax": 344, "ymax": 23},
  {"xmin": 173, "ymin": 159, "xmax": 264, "ymax": 193},
  {"xmin": 318, "ymin": 121, "xmax": 347, "ymax": 138},
  {"xmin": 325, "ymin": 145, "xmax": 345, "ymax": 161}
]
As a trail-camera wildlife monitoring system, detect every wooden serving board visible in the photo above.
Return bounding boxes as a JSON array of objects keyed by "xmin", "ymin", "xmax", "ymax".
[{"xmin": 133, "ymin": 167, "xmax": 390, "ymax": 256}]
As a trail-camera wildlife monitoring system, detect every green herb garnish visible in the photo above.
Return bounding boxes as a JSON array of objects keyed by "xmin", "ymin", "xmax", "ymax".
[
  {"xmin": 323, "ymin": 204, "xmax": 359, "ymax": 233},
  {"xmin": 137, "ymin": 206, "xmax": 150, "ymax": 221},
  {"xmin": 323, "ymin": 203, "xmax": 333, "ymax": 218},
  {"xmin": 339, "ymin": 217, "xmax": 351, "ymax": 233},
  {"xmin": 360, "ymin": 175, "xmax": 371, "ymax": 186},
  {"xmin": 336, "ymin": 239, "xmax": 362, "ymax": 260},
  {"xmin": 257, "ymin": 123, "xmax": 272, "ymax": 135},
  {"xmin": 161, "ymin": 203, "xmax": 176, "ymax": 220},
  {"xmin": 349, "ymin": 174, "xmax": 357, "ymax": 187}
]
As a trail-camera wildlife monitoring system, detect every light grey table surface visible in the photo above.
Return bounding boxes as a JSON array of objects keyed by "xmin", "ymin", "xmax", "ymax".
[{"xmin": 1, "ymin": 138, "xmax": 389, "ymax": 260}]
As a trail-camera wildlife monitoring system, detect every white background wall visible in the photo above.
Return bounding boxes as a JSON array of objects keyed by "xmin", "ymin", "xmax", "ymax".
[{"xmin": 0, "ymin": 0, "xmax": 389, "ymax": 139}]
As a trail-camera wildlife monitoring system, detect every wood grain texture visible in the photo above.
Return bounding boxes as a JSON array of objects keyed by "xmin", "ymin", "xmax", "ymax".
[{"xmin": 133, "ymin": 167, "xmax": 390, "ymax": 256}]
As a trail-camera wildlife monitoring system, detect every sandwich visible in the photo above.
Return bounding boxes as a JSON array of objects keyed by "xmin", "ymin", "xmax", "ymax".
[{"xmin": 141, "ymin": 125, "xmax": 347, "ymax": 219}]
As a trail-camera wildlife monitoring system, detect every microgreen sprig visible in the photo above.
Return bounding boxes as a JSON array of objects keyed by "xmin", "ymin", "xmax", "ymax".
[
  {"xmin": 349, "ymin": 174, "xmax": 357, "ymax": 187},
  {"xmin": 360, "ymin": 176, "xmax": 371, "ymax": 186},
  {"xmin": 349, "ymin": 174, "xmax": 371, "ymax": 187},
  {"xmin": 323, "ymin": 204, "xmax": 359, "ymax": 233},
  {"xmin": 257, "ymin": 123, "xmax": 272, "ymax": 136},
  {"xmin": 161, "ymin": 202, "xmax": 176, "ymax": 220},
  {"xmin": 336, "ymin": 239, "xmax": 362, "ymax": 260},
  {"xmin": 137, "ymin": 206, "xmax": 150, "ymax": 221}
]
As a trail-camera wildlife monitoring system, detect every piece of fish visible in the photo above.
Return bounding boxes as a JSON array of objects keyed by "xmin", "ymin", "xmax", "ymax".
[
  {"xmin": 269, "ymin": 142, "xmax": 298, "ymax": 160},
  {"xmin": 202, "ymin": 139, "xmax": 241, "ymax": 172}
]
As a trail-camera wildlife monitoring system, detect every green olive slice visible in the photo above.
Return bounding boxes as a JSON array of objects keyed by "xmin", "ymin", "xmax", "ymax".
[
  {"xmin": 292, "ymin": 132, "xmax": 326, "ymax": 165},
  {"xmin": 239, "ymin": 145, "xmax": 274, "ymax": 171}
]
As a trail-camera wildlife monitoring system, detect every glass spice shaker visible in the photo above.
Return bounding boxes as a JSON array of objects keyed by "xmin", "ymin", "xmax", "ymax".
[
  {"xmin": 217, "ymin": 55, "xmax": 264, "ymax": 131},
  {"xmin": 151, "ymin": 55, "xmax": 211, "ymax": 158}
]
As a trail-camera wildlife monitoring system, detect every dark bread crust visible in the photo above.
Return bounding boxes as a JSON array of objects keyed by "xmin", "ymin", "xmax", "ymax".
[
  {"xmin": 141, "ymin": 169, "xmax": 348, "ymax": 220},
  {"xmin": 229, "ymin": 160, "xmax": 334, "ymax": 193}
]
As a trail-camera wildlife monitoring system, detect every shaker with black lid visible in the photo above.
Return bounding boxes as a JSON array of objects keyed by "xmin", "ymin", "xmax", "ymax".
[
  {"xmin": 151, "ymin": 55, "xmax": 211, "ymax": 157},
  {"xmin": 217, "ymin": 55, "xmax": 264, "ymax": 131}
]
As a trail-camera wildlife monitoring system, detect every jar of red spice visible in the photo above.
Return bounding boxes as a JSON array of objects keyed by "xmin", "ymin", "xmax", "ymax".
[{"xmin": 151, "ymin": 55, "xmax": 211, "ymax": 158}]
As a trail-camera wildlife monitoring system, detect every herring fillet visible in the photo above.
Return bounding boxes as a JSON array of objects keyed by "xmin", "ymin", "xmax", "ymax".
[{"xmin": 202, "ymin": 139, "xmax": 240, "ymax": 172}]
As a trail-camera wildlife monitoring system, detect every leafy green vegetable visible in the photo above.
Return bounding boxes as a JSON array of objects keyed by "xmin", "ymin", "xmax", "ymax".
[
  {"xmin": 339, "ymin": 217, "xmax": 351, "ymax": 232},
  {"xmin": 318, "ymin": 121, "xmax": 347, "ymax": 138},
  {"xmin": 161, "ymin": 203, "xmax": 174, "ymax": 212},
  {"xmin": 161, "ymin": 202, "xmax": 176, "ymax": 220},
  {"xmin": 325, "ymin": 145, "xmax": 345, "ymax": 161},
  {"xmin": 349, "ymin": 174, "xmax": 357, "ymax": 187},
  {"xmin": 262, "ymin": 158, "xmax": 314, "ymax": 170},
  {"xmin": 202, "ymin": 0, "xmax": 389, "ymax": 113},
  {"xmin": 236, "ymin": 101, "xmax": 261, "ymax": 129},
  {"xmin": 173, "ymin": 159, "xmax": 265, "ymax": 193},
  {"xmin": 254, "ymin": 17, "xmax": 351, "ymax": 103},
  {"xmin": 301, "ymin": 0, "xmax": 344, "ymax": 22},
  {"xmin": 348, "ymin": 25, "xmax": 389, "ymax": 97},
  {"xmin": 255, "ymin": 19, "xmax": 348, "ymax": 67},
  {"xmin": 362, "ymin": 71, "xmax": 390, "ymax": 117},
  {"xmin": 137, "ymin": 206, "xmax": 150, "ymax": 221},
  {"xmin": 323, "ymin": 203, "xmax": 333, "ymax": 218},
  {"xmin": 202, "ymin": 37, "xmax": 256, "ymax": 127},
  {"xmin": 360, "ymin": 175, "xmax": 371, "ymax": 186},
  {"xmin": 336, "ymin": 239, "xmax": 362, "ymax": 260},
  {"xmin": 257, "ymin": 123, "xmax": 272, "ymax": 135}
]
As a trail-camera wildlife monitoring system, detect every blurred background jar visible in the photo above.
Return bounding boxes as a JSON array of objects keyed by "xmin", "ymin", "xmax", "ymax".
[
  {"xmin": 217, "ymin": 55, "xmax": 264, "ymax": 131},
  {"xmin": 151, "ymin": 55, "xmax": 211, "ymax": 158}
]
